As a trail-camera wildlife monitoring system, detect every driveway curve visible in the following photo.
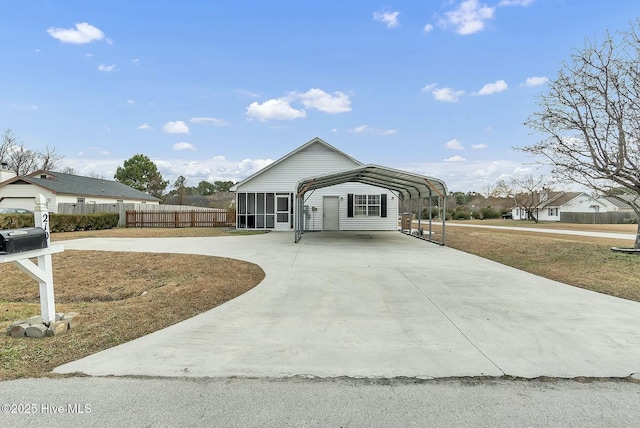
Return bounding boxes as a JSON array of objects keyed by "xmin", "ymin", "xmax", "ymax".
[{"xmin": 54, "ymin": 231, "xmax": 640, "ymax": 379}]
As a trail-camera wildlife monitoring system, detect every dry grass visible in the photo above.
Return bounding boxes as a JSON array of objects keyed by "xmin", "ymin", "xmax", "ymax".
[
  {"xmin": 434, "ymin": 223, "xmax": 640, "ymax": 302},
  {"xmin": 453, "ymin": 219, "xmax": 638, "ymax": 233},
  {"xmin": 0, "ymin": 232, "xmax": 265, "ymax": 381}
]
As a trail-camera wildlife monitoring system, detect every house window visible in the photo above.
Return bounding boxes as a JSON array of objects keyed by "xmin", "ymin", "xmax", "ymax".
[
  {"xmin": 548, "ymin": 208, "xmax": 558, "ymax": 216},
  {"xmin": 354, "ymin": 194, "xmax": 381, "ymax": 217},
  {"xmin": 77, "ymin": 197, "xmax": 85, "ymax": 203}
]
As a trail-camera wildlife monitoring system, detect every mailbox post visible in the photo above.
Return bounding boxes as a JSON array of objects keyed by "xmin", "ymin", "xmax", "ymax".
[
  {"xmin": 35, "ymin": 195, "xmax": 55, "ymax": 323},
  {"xmin": 0, "ymin": 195, "xmax": 63, "ymax": 324}
]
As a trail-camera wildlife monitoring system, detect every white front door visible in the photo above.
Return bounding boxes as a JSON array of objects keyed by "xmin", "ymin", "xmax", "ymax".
[
  {"xmin": 323, "ymin": 196, "xmax": 339, "ymax": 231},
  {"xmin": 275, "ymin": 194, "xmax": 290, "ymax": 230}
]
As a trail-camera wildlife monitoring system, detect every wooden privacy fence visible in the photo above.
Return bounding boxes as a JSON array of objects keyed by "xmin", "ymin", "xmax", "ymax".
[
  {"xmin": 560, "ymin": 211, "xmax": 638, "ymax": 224},
  {"xmin": 58, "ymin": 203, "xmax": 230, "ymax": 227},
  {"xmin": 126, "ymin": 209, "xmax": 236, "ymax": 228}
]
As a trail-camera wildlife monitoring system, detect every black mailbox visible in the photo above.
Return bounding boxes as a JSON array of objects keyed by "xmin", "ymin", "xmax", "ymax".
[{"xmin": 0, "ymin": 227, "xmax": 48, "ymax": 255}]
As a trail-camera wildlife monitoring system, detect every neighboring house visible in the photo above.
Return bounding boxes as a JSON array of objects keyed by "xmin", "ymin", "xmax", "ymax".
[
  {"xmin": 0, "ymin": 169, "xmax": 160, "ymax": 213},
  {"xmin": 598, "ymin": 196, "xmax": 635, "ymax": 213},
  {"xmin": 231, "ymin": 138, "xmax": 402, "ymax": 231},
  {"xmin": 511, "ymin": 191, "xmax": 612, "ymax": 222}
]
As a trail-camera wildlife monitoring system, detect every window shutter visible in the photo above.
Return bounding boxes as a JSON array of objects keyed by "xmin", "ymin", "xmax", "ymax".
[
  {"xmin": 347, "ymin": 194, "xmax": 353, "ymax": 217},
  {"xmin": 381, "ymin": 194, "xmax": 387, "ymax": 217}
]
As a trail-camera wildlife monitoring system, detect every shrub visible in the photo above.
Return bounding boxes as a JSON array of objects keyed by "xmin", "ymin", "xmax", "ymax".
[
  {"xmin": 49, "ymin": 213, "xmax": 119, "ymax": 232},
  {"xmin": 0, "ymin": 213, "xmax": 118, "ymax": 232},
  {"xmin": 480, "ymin": 206, "xmax": 501, "ymax": 219}
]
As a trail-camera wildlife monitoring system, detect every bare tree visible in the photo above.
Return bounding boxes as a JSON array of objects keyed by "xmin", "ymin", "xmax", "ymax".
[
  {"xmin": 1, "ymin": 129, "xmax": 65, "ymax": 175},
  {"xmin": 522, "ymin": 20, "xmax": 640, "ymax": 247},
  {"xmin": 9, "ymin": 146, "xmax": 39, "ymax": 176},
  {"xmin": 61, "ymin": 166, "xmax": 77, "ymax": 175},
  {"xmin": 1, "ymin": 129, "xmax": 17, "ymax": 165},
  {"xmin": 496, "ymin": 175, "xmax": 547, "ymax": 222},
  {"xmin": 39, "ymin": 146, "xmax": 63, "ymax": 171}
]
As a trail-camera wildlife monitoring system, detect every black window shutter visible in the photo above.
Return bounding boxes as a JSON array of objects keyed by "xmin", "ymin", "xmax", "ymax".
[
  {"xmin": 347, "ymin": 194, "xmax": 353, "ymax": 217},
  {"xmin": 381, "ymin": 194, "xmax": 387, "ymax": 217}
]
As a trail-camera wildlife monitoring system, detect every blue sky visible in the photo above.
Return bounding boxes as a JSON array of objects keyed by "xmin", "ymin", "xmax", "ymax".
[{"xmin": 1, "ymin": 1, "xmax": 638, "ymax": 192}]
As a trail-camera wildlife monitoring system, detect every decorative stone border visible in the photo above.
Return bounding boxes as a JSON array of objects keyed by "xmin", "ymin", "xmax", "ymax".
[{"xmin": 6, "ymin": 312, "xmax": 78, "ymax": 338}]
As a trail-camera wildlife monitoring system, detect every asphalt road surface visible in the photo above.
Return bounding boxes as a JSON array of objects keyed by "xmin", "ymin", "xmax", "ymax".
[{"xmin": 1, "ymin": 377, "xmax": 639, "ymax": 427}]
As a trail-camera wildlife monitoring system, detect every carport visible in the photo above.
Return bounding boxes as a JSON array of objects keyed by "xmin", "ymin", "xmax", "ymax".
[{"xmin": 294, "ymin": 164, "xmax": 448, "ymax": 244}]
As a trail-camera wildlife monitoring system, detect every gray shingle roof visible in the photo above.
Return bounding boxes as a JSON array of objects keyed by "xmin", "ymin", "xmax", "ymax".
[{"xmin": 24, "ymin": 170, "xmax": 160, "ymax": 201}]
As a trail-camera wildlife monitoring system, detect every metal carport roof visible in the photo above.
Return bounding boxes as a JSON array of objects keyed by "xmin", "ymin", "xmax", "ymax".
[{"xmin": 294, "ymin": 164, "xmax": 448, "ymax": 244}]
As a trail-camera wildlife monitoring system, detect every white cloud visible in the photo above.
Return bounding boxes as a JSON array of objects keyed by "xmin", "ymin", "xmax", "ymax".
[
  {"xmin": 126, "ymin": 99, "xmax": 135, "ymax": 105},
  {"xmin": 471, "ymin": 143, "xmax": 488, "ymax": 149},
  {"xmin": 424, "ymin": 24, "xmax": 434, "ymax": 33},
  {"xmin": 477, "ymin": 79, "xmax": 508, "ymax": 95},
  {"xmin": 84, "ymin": 53, "xmax": 93, "ymax": 58},
  {"xmin": 132, "ymin": 58, "xmax": 140, "ymax": 65},
  {"xmin": 441, "ymin": 0, "xmax": 495, "ymax": 35},
  {"xmin": 444, "ymin": 155, "xmax": 467, "ymax": 162},
  {"xmin": 392, "ymin": 159, "xmax": 549, "ymax": 192},
  {"xmin": 348, "ymin": 125, "xmax": 396, "ymax": 135},
  {"xmin": 350, "ymin": 125, "xmax": 369, "ymax": 134},
  {"xmin": 432, "ymin": 87, "xmax": 464, "ymax": 102},
  {"xmin": 163, "ymin": 121, "xmax": 190, "ymax": 134},
  {"xmin": 295, "ymin": 88, "xmax": 351, "ymax": 113},
  {"xmin": 190, "ymin": 117, "xmax": 229, "ymax": 126},
  {"xmin": 172, "ymin": 142, "xmax": 196, "ymax": 151},
  {"xmin": 47, "ymin": 22, "xmax": 106, "ymax": 44},
  {"xmin": 498, "ymin": 0, "xmax": 534, "ymax": 6},
  {"xmin": 238, "ymin": 89, "xmax": 260, "ymax": 98},
  {"xmin": 246, "ymin": 99, "xmax": 306, "ymax": 121},
  {"xmin": 422, "ymin": 83, "xmax": 438, "ymax": 92},
  {"xmin": 524, "ymin": 76, "xmax": 549, "ymax": 87},
  {"xmin": 373, "ymin": 11, "xmax": 400, "ymax": 28},
  {"xmin": 446, "ymin": 139, "xmax": 465, "ymax": 150},
  {"xmin": 98, "ymin": 64, "xmax": 116, "ymax": 72},
  {"xmin": 138, "ymin": 123, "xmax": 152, "ymax": 130},
  {"xmin": 100, "ymin": 150, "xmax": 109, "ymax": 156}
]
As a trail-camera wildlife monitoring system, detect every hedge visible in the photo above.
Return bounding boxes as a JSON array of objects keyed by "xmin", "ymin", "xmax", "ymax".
[{"xmin": 0, "ymin": 213, "xmax": 119, "ymax": 232}]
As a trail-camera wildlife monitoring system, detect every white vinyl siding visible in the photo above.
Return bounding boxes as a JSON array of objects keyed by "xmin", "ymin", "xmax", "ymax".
[
  {"xmin": 236, "ymin": 143, "xmax": 360, "ymax": 192},
  {"xmin": 233, "ymin": 140, "xmax": 398, "ymax": 231}
]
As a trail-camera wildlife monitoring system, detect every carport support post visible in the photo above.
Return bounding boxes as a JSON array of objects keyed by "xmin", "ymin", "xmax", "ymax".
[
  {"xmin": 441, "ymin": 195, "xmax": 446, "ymax": 245},
  {"xmin": 417, "ymin": 198, "xmax": 422, "ymax": 235},
  {"xmin": 34, "ymin": 194, "xmax": 55, "ymax": 324},
  {"xmin": 428, "ymin": 192, "xmax": 433, "ymax": 239}
]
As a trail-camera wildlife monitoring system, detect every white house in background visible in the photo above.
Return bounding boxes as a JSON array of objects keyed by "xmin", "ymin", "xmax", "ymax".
[
  {"xmin": 598, "ymin": 196, "xmax": 635, "ymax": 213},
  {"xmin": 0, "ymin": 168, "xmax": 160, "ymax": 212},
  {"xmin": 512, "ymin": 191, "xmax": 611, "ymax": 221},
  {"xmin": 230, "ymin": 138, "xmax": 399, "ymax": 231}
]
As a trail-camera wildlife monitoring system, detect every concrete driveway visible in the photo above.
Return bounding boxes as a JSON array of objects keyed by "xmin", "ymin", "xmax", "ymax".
[{"xmin": 54, "ymin": 231, "xmax": 640, "ymax": 379}]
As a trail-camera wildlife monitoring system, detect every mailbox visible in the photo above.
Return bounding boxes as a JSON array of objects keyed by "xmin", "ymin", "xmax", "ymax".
[{"xmin": 0, "ymin": 227, "xmax": 48, "ymax": 254}]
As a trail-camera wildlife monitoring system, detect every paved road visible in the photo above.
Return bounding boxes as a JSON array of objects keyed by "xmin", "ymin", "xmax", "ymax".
[
  {"xmin": 54, "ymin": 231, "xmax": 640, "ymax": 379},
  {"xmin": 1, "ymin": 377, "xmax": 639, "ymax": 428},
  {"xmin": 443, "ymin": 221, "xmax": 637, "ymax": 240}
]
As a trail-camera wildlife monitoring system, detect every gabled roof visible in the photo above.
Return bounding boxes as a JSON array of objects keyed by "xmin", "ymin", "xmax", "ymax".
[
  {"xmin": 230, "ymin": 137, "xmax": 362, "ymax": 191},
  {"xmin": 538, "ymin": 192, "xmax": 583, "ymax": 208},
  {"xmin": 0, "ymin": 170, "xmax": 160, "ymax": 201},
  {"xmin": 296, "ymin": 164, "xmax": 448, "ymax": 200},
  {"xmin": 600, "ymin": 196, "xmax": 633, "ymax": 209}
]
